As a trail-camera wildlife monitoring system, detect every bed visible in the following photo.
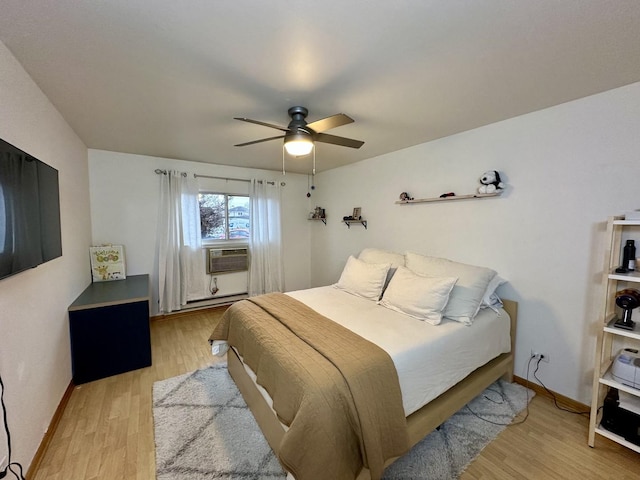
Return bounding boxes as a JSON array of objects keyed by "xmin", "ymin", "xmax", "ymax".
[{"xmin": 209, "ymin": 249, "xmax": 517, "ymax": 480}]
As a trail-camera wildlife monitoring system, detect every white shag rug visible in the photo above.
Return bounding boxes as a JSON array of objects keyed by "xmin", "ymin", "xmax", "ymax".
[{"xmin": 153, "ymin": 363, "xmax": 533, "ymax": 479}]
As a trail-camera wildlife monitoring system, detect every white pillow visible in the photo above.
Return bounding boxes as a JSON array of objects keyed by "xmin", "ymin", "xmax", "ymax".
[
  {"xmin": 358, "ymin": 248, "xmax": 405, "ymax": 268},
  {"xmin": 481, "ymin": 275, "xmax": 506, "ymax": 311},
  {"xmin": 334, "ymin": 255, "xmax": 391, "ymax": 301},
  {"xmin": 358, "ymin": 247, "xmax": 405, "ymax": 291},
  {"xmin": 378, "ymin": 266, "xmax": 458, "ymax": 325},
  {"xmin": 405, "ymin": 252, "xmax": 497, "ymax": 325}
]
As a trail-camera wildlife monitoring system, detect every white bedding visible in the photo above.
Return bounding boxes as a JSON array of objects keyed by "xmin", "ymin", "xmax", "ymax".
[
  {"xmin": 214, "ymin": 285, "xmax": 511, "ymax": 416},
  {"xmin": 286, "ymin": 286, "xmax": 511, "ymax": 416}
]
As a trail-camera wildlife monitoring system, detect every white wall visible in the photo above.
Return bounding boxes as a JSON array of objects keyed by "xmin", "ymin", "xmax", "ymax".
[
  {"xmin": 310, "ymin": 82, "xmax": 640, "ymax": 405},
  {"xmin": 88, "ymin": 150, "xmax": 312, "ymax": 315},
  {"xmin": 0, "ymin": 42, "xmax": 91, "ymax": 470}
]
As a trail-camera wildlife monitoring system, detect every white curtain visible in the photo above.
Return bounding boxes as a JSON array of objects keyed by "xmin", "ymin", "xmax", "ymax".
[
  {"xmin": 248, "ymin": 179, "xmax": 284, "ymax": 296},
  {"xmin": 157, "ymin": 171, "xmax": 205, "ymax": 312}
]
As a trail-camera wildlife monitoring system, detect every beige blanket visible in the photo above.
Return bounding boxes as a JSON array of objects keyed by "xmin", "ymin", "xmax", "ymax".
[{"xmin": 209, "ymin": 293, "xmax": 408, "ymax": 480}]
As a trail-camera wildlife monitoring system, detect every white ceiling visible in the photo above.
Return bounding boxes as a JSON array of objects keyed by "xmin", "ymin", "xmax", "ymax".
[{"xmin": 1, "ymin": 1, "xmax": 640, "ymax": 174}]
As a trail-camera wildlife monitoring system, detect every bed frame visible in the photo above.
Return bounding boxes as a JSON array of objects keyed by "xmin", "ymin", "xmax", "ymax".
[{"xmin": 227, "ymin": 299, "xmax": 518, "ymax": 480}]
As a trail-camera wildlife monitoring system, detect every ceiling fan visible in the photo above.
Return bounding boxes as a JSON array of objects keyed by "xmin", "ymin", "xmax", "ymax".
[{"xmin": 234, "ymin": 106, "xmax": 364, "ymax": 157}]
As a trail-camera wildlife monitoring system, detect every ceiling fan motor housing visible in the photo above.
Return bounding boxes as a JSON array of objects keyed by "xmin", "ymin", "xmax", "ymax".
[{"xmin": 287, "ymin": 106, "xmax": 311, "ymax": 135}]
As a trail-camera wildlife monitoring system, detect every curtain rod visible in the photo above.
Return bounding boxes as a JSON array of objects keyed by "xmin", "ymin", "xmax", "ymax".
[
  {"xmin": 154, "ymin": 169, "xmax": 187, "ymax": 177},
  {"xmin": 154, "ymin": 169, "xmax": 284, "ymax": 186},
  {"xmin": 195, "ymin": 174, "xmax": 285, "ymax": 186}
]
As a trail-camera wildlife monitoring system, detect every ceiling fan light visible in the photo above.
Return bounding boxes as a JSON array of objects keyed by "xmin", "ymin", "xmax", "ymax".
[{"xmin": 284, "ymin": 133, "xmax": 314, "ymax": 156}]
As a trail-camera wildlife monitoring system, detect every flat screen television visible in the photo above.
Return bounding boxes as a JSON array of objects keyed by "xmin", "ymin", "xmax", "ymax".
[{"xmin": 0, "ymin": 137, "xmax": 62, "ymax": 281}]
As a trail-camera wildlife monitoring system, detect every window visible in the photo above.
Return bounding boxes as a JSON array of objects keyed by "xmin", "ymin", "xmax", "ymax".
[{"xmin": 199, "ymin": 192, "xmax": 250, "ymax": 241}]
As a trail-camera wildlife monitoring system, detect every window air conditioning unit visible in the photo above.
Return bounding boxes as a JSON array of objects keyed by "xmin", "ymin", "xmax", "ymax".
[{"xmin": 207, "ymin": 247, "xmax": 249, "ymax": 274}]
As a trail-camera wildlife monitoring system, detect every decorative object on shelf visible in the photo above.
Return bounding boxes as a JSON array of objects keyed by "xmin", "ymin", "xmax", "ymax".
[
  {"xmin": 439, "ymin": 192, "xmax": 456, "ymax": 198},
  {"xmin": 309, "ymin": 206, "xmax": 326, "ymax": 224},
  {"xmin": 399, "ymin": 192, "xmax": 414, "ymax": 201},
  {"xmin": 89, "ymin": 244, "xmax": 126, "ymax": 282},
  {"xmin": 614, "ymin": 288, "xmax": 640, "ymax": 330},
  {"xmin": 477, "ymin": 170, "xmax": 505, "ymax": 194},
  {"xmin": 342, "ymin": 207, "xmax": 365, "ymax": 228},
  {"xmin": 309, "ymin": 206, "xmax": 325, "ymax": 219}
]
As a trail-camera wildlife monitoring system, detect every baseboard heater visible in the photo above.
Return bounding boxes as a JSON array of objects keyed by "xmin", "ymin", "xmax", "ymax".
[
  {"xmin": 186, "ymin": 293, "xmax": 248, "ymax": 304},
  {"xmin": 185, "ymin": 293, "xmax": 248, "ymax": 311}
]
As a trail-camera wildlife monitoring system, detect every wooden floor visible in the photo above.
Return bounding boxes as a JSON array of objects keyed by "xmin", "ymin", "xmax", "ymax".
[{"xmin": 30, "ymin": 307, "xmax": 639, "ymax": 480}]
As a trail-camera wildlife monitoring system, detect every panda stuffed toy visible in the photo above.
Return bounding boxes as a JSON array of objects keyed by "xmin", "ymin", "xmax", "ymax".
[{"xmin": 478, "ymin": 170, "xmax": 505, "ymax": 194}]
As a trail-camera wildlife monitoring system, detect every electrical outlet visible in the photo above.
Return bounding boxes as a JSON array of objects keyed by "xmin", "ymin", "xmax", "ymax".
[{"xmin": 530, "ymin": 349, "xmax": 550, "ymax": 363}]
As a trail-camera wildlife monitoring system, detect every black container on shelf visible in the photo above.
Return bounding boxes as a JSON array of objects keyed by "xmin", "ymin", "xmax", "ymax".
[
  {"xmin": 624, "ymin": 240, "xmax": 636, "ymax": 271},
  {"xmin": 616, "ymin": 239, "xmax": 636, "ymax": 273}
]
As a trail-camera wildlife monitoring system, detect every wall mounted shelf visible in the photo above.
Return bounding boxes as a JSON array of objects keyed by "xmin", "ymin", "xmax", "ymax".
[
  {"xmin": 308, "ymin": 217, "xmax": 327, "ymax": 225},
  {"xmin": 343, "ymin": 220, "xmax": 367, "ymax": 229},
  {"xmin": 395, "ymin": 192, "xmax": 502, "ymax": 204}
]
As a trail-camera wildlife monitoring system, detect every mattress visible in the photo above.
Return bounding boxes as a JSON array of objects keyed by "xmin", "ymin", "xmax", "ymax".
[{"xmin": 285, "ymin": 286, "xmax": 511, "ymax": 416}]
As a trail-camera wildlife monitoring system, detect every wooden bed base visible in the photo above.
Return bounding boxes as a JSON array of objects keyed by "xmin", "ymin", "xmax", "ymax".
[{"xmin": 227, "ymin": 299, "xmax": 518, "ymax": 480}]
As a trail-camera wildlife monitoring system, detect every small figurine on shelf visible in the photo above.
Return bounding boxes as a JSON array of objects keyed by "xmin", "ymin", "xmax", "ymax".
[
  {"xmin": 310, "ymin": 206, "xmax": 326, "ymax": 219},
  {"xmin": 478, "ymin": 170, "xmax": 505, "ymax": 194},
  {"xmin": 399, "ymin": 192, "xmax": 414, "ymax": 201}
]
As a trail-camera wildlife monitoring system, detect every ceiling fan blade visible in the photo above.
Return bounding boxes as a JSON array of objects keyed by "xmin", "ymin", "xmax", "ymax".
[
  {"xmin": 306, "ymin": 113, "xmax": 354, "ymax": 133},
  {"xmin": 234, "ymin": 117, "xmax": 290, "ymax": 132},
  {"xmin": 315, "ymin": 132, "xmax": 364, "ymax": 149},
  {"xmin": 234, "ymin": 135, "xmax": 286, "ymax": 147}
]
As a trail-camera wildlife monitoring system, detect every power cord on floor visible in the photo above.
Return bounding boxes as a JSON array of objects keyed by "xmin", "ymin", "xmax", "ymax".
[
  {"xmin": 0, "ymin": 374, "xmax": 25, "ymax": 480},
  {"xmin": 465, "ymin": 355, "xmax": 534, "ymax": 426},
  {"xmin": 531, "ymin": 357, "xmax": 590, "ymax": 417}
]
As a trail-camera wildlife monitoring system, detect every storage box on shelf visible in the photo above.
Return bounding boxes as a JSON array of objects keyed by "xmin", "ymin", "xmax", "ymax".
[{"xmin": 589, "ymin": 216, "xmax": 640, "ymax": 452}]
